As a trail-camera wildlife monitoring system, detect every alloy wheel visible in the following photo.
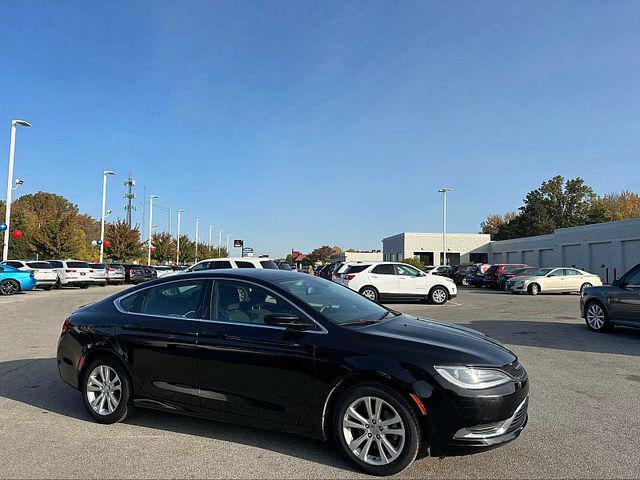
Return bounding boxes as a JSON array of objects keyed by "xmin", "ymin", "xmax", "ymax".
[
  {"xmin": 86, "ymin": 365, "xmax": 122, "ymax": 416},
  {"xmin": 361, "ymin": 289, "xmax": 376, "ymax": 301},
  {"xmin": 342, "ymin": 396, "xmax": 406, "ymax": 466},
  {"xmin": 0, "ymin": 281, "xmax": 18, "ymax": 295},
  {"xmin": 586, "ymin": 304, "xmax": 605, "ymax": 330},
  {"xmin": 431, "ymin": 288, "xmax": 447, "ymax": 304}
]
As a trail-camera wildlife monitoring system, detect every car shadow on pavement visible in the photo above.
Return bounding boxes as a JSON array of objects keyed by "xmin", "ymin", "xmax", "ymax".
[
  {"xmin": 0, "ymin": 357, "xmax": 352, "ymax": 471},
  {"xmin": 466, "ymin": 319, "xmax": 640, "ymax": 356}
]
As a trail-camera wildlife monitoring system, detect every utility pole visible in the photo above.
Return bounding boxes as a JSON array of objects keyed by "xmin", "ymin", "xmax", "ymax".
[
  {"xmin": 195, "ymin": 218, "xmax": 203, "ymax": 263},
  {"xmin": 123, "ymin": 173, "xmax": 136, "ymax": 228}
]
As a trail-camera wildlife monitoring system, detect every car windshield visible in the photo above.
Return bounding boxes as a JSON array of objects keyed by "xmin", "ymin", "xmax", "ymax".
[
  {"xmin": 275, "ymin": 276, "xmax": 393, "ymax": 326},
  {"xmin": 259, "ymin": 260, "xmax": 278, "ymax": 269}
]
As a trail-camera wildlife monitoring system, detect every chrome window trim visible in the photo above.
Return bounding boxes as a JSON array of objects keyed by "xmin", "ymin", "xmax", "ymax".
[{"xmin": 113, "ymin": 276, "xmax": 328, "ymax": 335}]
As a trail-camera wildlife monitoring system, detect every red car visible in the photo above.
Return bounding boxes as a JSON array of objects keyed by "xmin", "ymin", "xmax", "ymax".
[{"xmin": 484, "ymin": 264, "xmax": 528, "ymax": 288}]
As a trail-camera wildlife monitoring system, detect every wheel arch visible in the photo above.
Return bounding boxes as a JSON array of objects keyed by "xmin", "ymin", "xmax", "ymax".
[
  {"xmin": 78, "ymin": 347, "xmax": 133, "ymax": 392},
  {"xmin": 320, "ymin": 372, "xmax": 428, "ymax": 442},
  {"xmin": 428, "ymin": 284, "xmax": 450, "ymax": 299}
]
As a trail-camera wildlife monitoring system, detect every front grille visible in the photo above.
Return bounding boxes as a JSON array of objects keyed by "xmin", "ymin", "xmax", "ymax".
[
  {"xmin": 501, "ymin": 361, "xmax": 527, "ymax": 381},
  {"xmin": 506, "ymin": 397, "xmax": 528, "ymax": 433}
]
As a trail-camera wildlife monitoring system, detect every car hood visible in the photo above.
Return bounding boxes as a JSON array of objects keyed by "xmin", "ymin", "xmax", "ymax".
[{"xmin": 362, "ymin": 314, "xmax": 516, "ymax": 367}]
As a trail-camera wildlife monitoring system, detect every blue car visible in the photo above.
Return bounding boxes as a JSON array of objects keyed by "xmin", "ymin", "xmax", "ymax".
[{"xmin": 0, "ymin": 264, "xmax": 37, "ymax": 295}]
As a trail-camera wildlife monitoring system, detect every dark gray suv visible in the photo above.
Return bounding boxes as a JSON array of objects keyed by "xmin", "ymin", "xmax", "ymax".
[{"xmin": 580, "ymin": 263, "xmax": 640, "ymax": 332}]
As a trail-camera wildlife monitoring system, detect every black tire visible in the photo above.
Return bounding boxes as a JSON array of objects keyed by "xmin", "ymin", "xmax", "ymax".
[
  {"xmin": 429, "ymin": 286, "xmax": 448, "ymax": 305},
  {"xmin": 41, "ymin": 285, "xmax": 53, "ymax": 291},
  {"xmin": 528, "ymin": 283, "xmax": 540, "ymax": 296},
  {"xmin": 0, "ymin": 279, "xmax": 20, "ymax": 296},
  {"xmin": 54, "ymin": 278, "xmax": 62, "ymax": 289},
  {"xmin": 359, "ymin": 286, "xmax": 379, "ymax": 303},
  {"xmin": 580, "ymin": 282, "xmax": 592, "ymax": 294},
  {"xmin": 584, "ymin": 301, "xmax": 612, "ymax": 332},
  {"xmin": 80, "ymin": 284, "xmax": 89, "ymax": 289},
  {"xmin": 333, "ymin": 383, "xmax": 422, "ymax": 476},
  {"xmin": 81, "ymin": 356, "xmax": 134, "ymax": 424}
]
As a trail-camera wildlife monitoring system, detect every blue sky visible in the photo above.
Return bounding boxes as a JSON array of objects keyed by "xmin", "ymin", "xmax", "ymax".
[{"xmin": 1, "ymin": 0, "xmax": 639, "ymax": 258}]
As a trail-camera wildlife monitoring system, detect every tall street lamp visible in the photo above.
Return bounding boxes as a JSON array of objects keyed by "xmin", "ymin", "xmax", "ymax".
[
  {"xmin": 218, "ymin": 229, "xmax": 223, "ymax": 257},
  {"xmin": 99, "ymin": 171, "xmax": 116, "ymax": 263},
  {"xmin": 176, "ymin": 209, "xmax": 184, "ymax": 265},
  {"xmin": 208, "ymin": 225, "xmax": 213, "ymax": 247},
  {"xmin": 147, "ymin": 195, "xmax": 159, "ymax": 265},
  {"xmin": 438, "ymin": 188, "xmax": 452, "ymax": 265},
  {"xmin": 195, "ymin": 218, "xmax": 203, "ymax": 262},
  {"xmin": 2, "ymin": 119, "xmax": 31, "ymax": 262},
  {"xmin": 226, "ymin": 233, "xmax": 230, "ymax": 254}
]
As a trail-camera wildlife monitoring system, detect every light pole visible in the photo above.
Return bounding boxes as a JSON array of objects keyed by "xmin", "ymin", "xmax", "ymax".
[
  {"xmin": 3, "ymin": 119, "xmax": 31, "ymax": 262},
  {"xmin": 176, "ymin": 209, "xmax": 184, "ymax": 264},
  {"xmin": 148, "ymin": 195, "xmax": 159, "ymax": 265},
  {"xmin": 195, "ymin": 218, "xmax": 203, "ymax": 262},
  {"xmin": 226, "ymin": 234, "xmax": 230, "ymax": 254},
  {"xmin": 208, "ymin": 225, "xmax": 213, "ymax": 247},
  {"xmin": 99, "ymin": 171, "xmax": 116, "ymax": 263},
  {"xmin": 218, "ymin": 230, "xmax": 223, "ymax": 257},
  {"xmin": 438, "ymin": 188, "xmax": 452, "ymax": 265}
]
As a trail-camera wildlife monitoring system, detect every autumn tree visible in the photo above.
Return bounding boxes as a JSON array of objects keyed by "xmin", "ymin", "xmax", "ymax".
[
  {"xmin": 105, "ymin": 220, "xmax": 143, "ymax": 262},
  {"xmin": 308, "ymin": 245, "xmax": 342, "ymax": 264},
  {"xmin": 590, "ymin": 191, "xmax": 640, "ymax": 222},
  {"xmin": 151, "ymin": 232, "xmax": 176, "ymax": 264},
  {"xmin": 481, "ymin": 212, "xmax": 517, "ymax": 235}
]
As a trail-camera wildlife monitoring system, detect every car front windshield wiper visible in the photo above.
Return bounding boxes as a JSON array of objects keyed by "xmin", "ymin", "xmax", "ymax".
[{"xmin": 340, "ymin": 310, "xmax": 399, "ymax": 327}]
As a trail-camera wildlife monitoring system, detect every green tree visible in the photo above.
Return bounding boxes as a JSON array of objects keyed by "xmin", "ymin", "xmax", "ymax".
[
  {"xmin": 480, "ymin": 212, "xmax": 517, "ymax": 235},
  {"xmin": 105, "ymin": 220, "xmax": 143, "ymax": 262},
  {"xmin": 590, "ymin": 191, "xmax": 640, "ymax": 222},
  {"xmin": 177, "ymin": 234, "xmax": 196, "ymax": 263},
  {"xmin": 401, "ymin": 257, "xmax": 425, "ymax": 270},
  {"xmin": 151, "ymin": 232, "xmax": 176, "ymax": 264}
]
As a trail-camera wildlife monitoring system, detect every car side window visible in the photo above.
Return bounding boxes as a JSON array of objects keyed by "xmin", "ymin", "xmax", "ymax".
[
  {"xmin": 120, "ymin": 280, "xmax": 207, "ymax": 318},
  {"xmin": 235, "ymin": 261, "xmax": 255, "ymax": 269},
  {"xmin": 191, "ymin": 262, "xmax": 210, "ymax": 272},
  {"xmin": 548, "ymin": 270, "xmax": 561, "ymax": 277},
  {"xmin": 371, "ymin": 264, "xmax": 395, "ymax": 275},
  {"xmin": 5, "ymin": 261, "xmax": 21, "ymax": 268},
  {"xmin": 623, "ymin": 268, "xmax": 640, "ymax": 286},
  {"xmin": 563, "ymin": 269, "xmax": 581, "ymax": 276},
  {"xmin": 210, "ymin": 280, "xmax": 295, "ymax": 326},
  {"xmin": 211, "ymin": 261, "xmax": 233, "ymax": 269},
  {"xmin": 395, "ymin": 264, "xmax": 420, "ymax": 277}
]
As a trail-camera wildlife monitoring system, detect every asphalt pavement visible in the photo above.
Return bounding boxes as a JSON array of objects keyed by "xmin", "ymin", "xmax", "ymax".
[{"xmin": 1, "ymin": 285, "xmax": 639, "ymax": 478}]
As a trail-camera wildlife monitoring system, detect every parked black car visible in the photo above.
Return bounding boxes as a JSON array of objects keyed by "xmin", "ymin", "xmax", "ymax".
[
  {"xmin": 57, "ymin": 270, "xmax": 528, "ymax": 476},
  {"xmin": 496, "ymin": 267, "xmax": 538, "ymax": 290},
  {"xmin": 121, "ymin": 264, "xmax": 146, "ymax": 284},
  {"xmin": 452, "ymin": 265, "xmax": 474, "ymax": 286},
  {"xmin": 581, "ymin": 263, "xmax": 640, "ymax": 332},
  {"xmin": 275, "ymin": 261, "xmax": 292, "ymax": 271}
]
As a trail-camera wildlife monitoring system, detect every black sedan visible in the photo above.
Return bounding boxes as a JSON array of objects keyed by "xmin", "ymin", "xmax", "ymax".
[
  {"xmin": 581, "ymin": 262, "xmax": 640, "ymax": 332},
  {"xmin": 57, "ymin": 270, "xmax": 528, "ymax": 476}
]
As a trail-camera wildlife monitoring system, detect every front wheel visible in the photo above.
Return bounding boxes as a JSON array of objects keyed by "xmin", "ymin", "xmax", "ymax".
[
  {"xmin": 0, "ymin": 279, "xmax": 20, "ymax": 296},
  {"xmin": 429, "ymin": 286, "xmax": 448, "ymax": 305},
  {"xmin": 580, "ymin": 282, "xmax": 592, "ymax": 294},
  {"xmin": 82, "ymin": 357, "xmax": 133, "ymax": 424},
  {"xmin": 528, "ymin": 283, "xmax": 540, "ymax": 296},
  {"xmin": 41, "ymin": 285, "xmax": 53, "ymax": 291},
  {"xmin": 585, "ymin": 302, "xmax": 612, "ymax": 332},
  {"xmin": 333, "ymin": 383, "xmax": 421, "ymax": 476}
]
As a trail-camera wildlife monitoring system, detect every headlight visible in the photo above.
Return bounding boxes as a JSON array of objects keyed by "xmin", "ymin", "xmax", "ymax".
[{"xmin": 435, "ymin": 366, "xmax": 512, "ymax": 389}]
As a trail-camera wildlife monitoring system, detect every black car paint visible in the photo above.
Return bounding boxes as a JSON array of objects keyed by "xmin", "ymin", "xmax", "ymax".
[
  {"xmin": 581, "ymin": 263, "xmax": 640, "ymax": 328},
  {"xmin": 57, "ymin": 269, "xmax": 528, "ymax": 453}
]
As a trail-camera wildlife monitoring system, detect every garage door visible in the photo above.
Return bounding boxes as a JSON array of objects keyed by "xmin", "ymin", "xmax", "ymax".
[
  {"xmin": 589, "ymin": 242, "xmax": 612, "ymax": 281},
  {"xmin": 493, "ymin": 252, "xmax": 503, "ymax": 263},
  {"xmin": 506, "ymin": 251, "xmax": 519, "ymax": 263},
  {"xmin": 561, "ymin": 244, "xmax": 582, "ymax": 268},
  {"xmin": 539, "ymin": 249, "xmax": 554, "ymax": 267},
  {"xmin": 522, "ymin": 250, "xmax": 536, "ymax": 266},
  {"xmin": 622, "ymin": 240, "xmax": 640, "ymax": 273}
]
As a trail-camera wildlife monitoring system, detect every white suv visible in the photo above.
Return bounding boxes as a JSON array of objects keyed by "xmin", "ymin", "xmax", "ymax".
[
  {"xmin": 46, "ymin": 260, "xmax": 95, "ymax": 288},
  {"xmin": 186, "ymin": 257, "xmax": 279, "ymax": 273},
  {"xmin": 340, "ymin": 261, "xmax": 457, "ymax": 304},
  {"xmin": 2, "ymin": 260, "xmax": 58, "ymax": 290}
]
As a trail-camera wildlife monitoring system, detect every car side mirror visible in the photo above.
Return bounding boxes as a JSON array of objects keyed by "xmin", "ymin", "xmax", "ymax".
[{"xmin": 263, "ymin": 313, "xmax": 314, "ymax": 331}]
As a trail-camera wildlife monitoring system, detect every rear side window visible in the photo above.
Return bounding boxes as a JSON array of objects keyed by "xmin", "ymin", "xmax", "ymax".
[
  {"xmin": 211, "ymin": 261, "xmax": 233, "ymax": 269},
  {"xmin": 372, "ymin": 264, "xmax": 395, "ymax": 275},
  {"xmin": 48, "ymin": 261, "xmax": 63, "ymax": 268},
  {"xmin": 236, "ymin": 261, "xmax": 255, "ymax": 269},
  {"xmin": 344, "ymin": 265, "xmax": 370, "ymax": 274},
  {"xmin": 486, "ymin": 266, "xmax": 499, "ymax": 273},
  {"xmin": 260, "ymin": 260, "xmax": 278, "ymax": 269},
  {"xmin": 67, "ymin": 261, "xmax": 90, "ymax": 269},
  {"xmin": 119, "ymin": 280, "xmax": 207, "ymax": 318},
  {"xmin": 27, "ymin": 262, "xmax": 53, "ymax": 269},
  {"xmin": 5, "ymin": 261, "xmax": 23, "ymax": 268}
]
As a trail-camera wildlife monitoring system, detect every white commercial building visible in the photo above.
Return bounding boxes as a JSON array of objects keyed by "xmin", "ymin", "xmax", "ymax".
[
  {"xmin": 382, "ymin": 233, "xmax": 491, "ymax": 266},
  {"xmin": 330, "ymin": 251, "xmax": 383, "ymax": 264},
  {"xmin": 383, "ymin": 218, "xmax": 640, "ymax": 282}
]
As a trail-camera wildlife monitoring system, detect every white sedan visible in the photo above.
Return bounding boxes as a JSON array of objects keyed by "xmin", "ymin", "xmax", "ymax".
[{"xmin": 506, "ymin": 267, "xmax": 602, "ymax": 295}]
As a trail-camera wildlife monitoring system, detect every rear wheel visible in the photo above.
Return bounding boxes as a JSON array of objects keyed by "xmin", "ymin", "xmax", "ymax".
[
  {"xmin": 80, "ymin": 284, "xmax": 89, "ymax": 289},
  {"xmin": 528, "ymin": 283, "xmax": 540, "ymax": 296},
  {"xmin": 359, "ymin": 287, "xmax": 379, "ymax": 303},
  {"xmin": 0, "ymin": 279, "xmax": 20, "ymax": 296},
  {"xmin": 333, "ymin": 383, "xmax": 421, "ymax": 476},
  {"xmin": 429, "ymin": 286, "xmax": 448, "ymax": 305},
  {"xmin": 585, "ymin": 302, "xmax": 612, "ymax": 332},
  {"xmin": 580, "ymin": 282, "xmax": 592, "ymax": 294},
  {"xmin": 82, "ymin": 357, "xmax": 133, "ymax": 424}
]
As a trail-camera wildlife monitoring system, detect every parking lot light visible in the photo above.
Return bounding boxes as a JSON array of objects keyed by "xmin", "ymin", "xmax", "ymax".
[
  {"xmin": 195, "ymin": 218, "xmax": 203, "ymax": 262},
  {"xmin": 3, "ymin": 119, "xmax": 31, "ymax": 262},
  {"xmin": 148, "ymin": 195, "xmax": 159, "ymax": 265},
  {"xmin": 176, "ymin": 209, "xmax": 184, "ymax": 264},
  {"xmin": 438, "ymin": 188, "xmax": 452, "ymax": 265},
  {"xmin": 100, "ymin": 171, "xmax": 116, "ymax": 263}
]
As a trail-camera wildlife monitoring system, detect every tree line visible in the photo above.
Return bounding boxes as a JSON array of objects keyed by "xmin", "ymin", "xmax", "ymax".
[
  {"xmin": 0, "ymin": 191, "xmax": 227, "ymax": 263},
  {"xmin": 481, "ymin": 176, "xmax": 640, "ymax": 240}
]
